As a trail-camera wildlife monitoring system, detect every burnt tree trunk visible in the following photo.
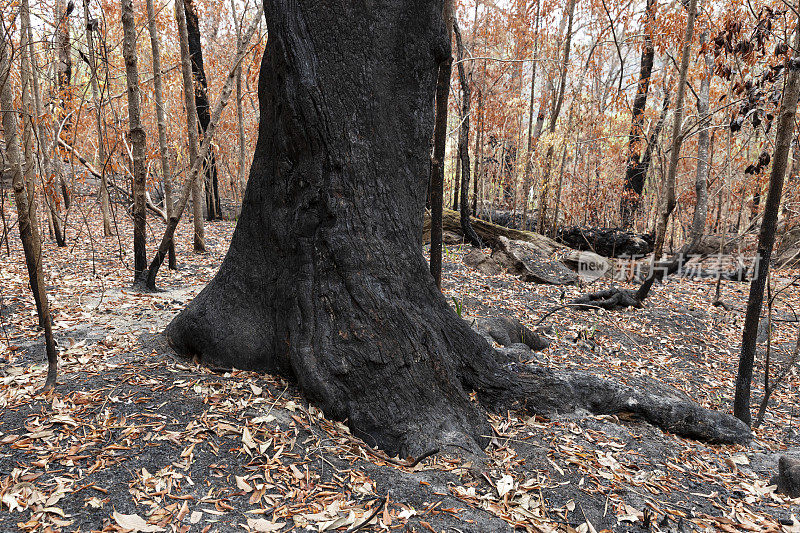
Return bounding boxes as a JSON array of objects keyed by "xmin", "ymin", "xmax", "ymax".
[
  {"xmin": 453, "ymin": 21, "xmax": 481, "ymax": 247},
  {"xmin": 428, "ymin": 0, "xmax": 452, "ymax": 289},
  {"xmin": 175, "ymin": 0, "xmax": 205, "ymax": 252},
  {"xmin": 734, "ymin": 15, "xmax": 800, "ymax": 426},
  {"xmin": 121, "ymin": 0, "xmax": 148, "ymax": 280},
  {"xmin": 620, "ymin": 0, "xmax": 656, "ymax": 229},
  {"xmin": 184, "ymin": 0, "xmax": 221, "ymax": 220},
  {"xmin": 1, "ymin": 16, "xmax": 58, "ymax": 390},
  {"xmin": 167, "ymin": 0, "xmax": 750, "ymax": 456}
]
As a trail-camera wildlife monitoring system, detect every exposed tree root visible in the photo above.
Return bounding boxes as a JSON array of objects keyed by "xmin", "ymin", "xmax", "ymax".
[{"xmin": 492, "ymin": 367, "xmax": 751, "ymax": 445}]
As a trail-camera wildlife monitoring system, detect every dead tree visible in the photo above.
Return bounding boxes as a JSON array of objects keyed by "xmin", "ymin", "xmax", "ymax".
[
  {"xmin": 734, "ymin": 12, "xmax": 800, "ymax": 426},
  {"xmin": 453, "ymin": 21, "xmax": 481, "ymax": 247},
  {"xmin": 620, "ymin": 0, "xmax": 656, "ymax": 228},
  {"xmin": 145, "ymin": 0, "xmax": 176, "ymax": 269},
  {"xmin": 1, "ymin": 15, "xmax": 58, "ymax": 391},
  {"xmin": 165, "ymin": 0, "xmax": 750, "ymax": 456},
  {"xmin": 429, "ymin": 0, "xmax": 453, "ymax": 288},
  {"xmin": 175, "ymin": 0, "xmax": 205, "ymax": 252},
  {"xmin": 184, "ymin": 0, "xmax": 221, "ymax": 220},
  {"xmin": 121, "ymin": 0, "xmax": 148, "ymax": 281}
]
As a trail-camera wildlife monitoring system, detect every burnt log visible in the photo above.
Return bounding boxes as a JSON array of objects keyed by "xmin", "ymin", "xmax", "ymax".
[
  {"xmin": 557, "ymin": 226, "xmax": 654, "ymax": 258},
  {"xmin": 424, "ymin": 208, "xmax": 564, "ymax": 253}
]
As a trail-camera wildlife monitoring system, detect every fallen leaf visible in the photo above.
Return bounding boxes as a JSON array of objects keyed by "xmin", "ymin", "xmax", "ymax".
[{"xmin": 112, "ymin": 511, "xmax": 165, "ymax": 532}]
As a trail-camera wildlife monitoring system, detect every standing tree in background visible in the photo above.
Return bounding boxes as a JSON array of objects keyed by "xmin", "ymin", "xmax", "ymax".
[
  {"xmin": 231, "ymin": 0, "xmax": 249, "ymax": 198},
  {"xmin": 734, "ymin": 10, "xmax": 800, "ymax": 426},
  {"xmin": 82, "ymin": 0, "xmax": 112, "ymax": 237},
  {"xmin": 535, "ymin": 0, "xmax": 576, "ymax": 234},
  {"xmin": 175, "ymin": 0, "xmax": 205, "ymax": 252},
  {"xmin": 620, "ymin": 0, "xmax": 656, "ymax": 229},
  {"xmin": 635, "ymin": 0, "xmax": 697, "ymax": 302},
  {"xmin": 146, "ymin": 0, "xmax": 177, "ymax": 269},
  {"xmin": 142, "ymin": 3, "xmax": 263, "ymax": 290},
  {"xmin": 167, "ymin": 0, "xmax": 750, "ymax": 456},
  {"xmin": 120, "ymin": 0, "xmax": 147, "ymax": 281},
  {"xmin": 428, "ymin": 0, "xmax": 453, "ymax": 288},
  {"xmin": 1, "ymin": 15, "xmax": 58, "ymax": 391},
  {"xmin": 184, "ymin": 0, "xmax": 222, "ymax": 220},
  {"xmin": 453, "ymin": 20, "xmax": 481, "ymax": 247}
]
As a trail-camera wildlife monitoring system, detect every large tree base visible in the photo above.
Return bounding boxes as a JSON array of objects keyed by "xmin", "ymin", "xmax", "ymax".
[
  {"xmin": 168, "ymin": 0, "xmax": 749, "ymax": 457},
  {"xmin": 168, "ymin": 281, "xmax": 749, "ymax": 456}
]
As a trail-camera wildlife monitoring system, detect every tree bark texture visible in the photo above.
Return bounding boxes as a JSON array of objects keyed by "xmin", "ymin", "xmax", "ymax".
[
  {"xmin": 175, "ymin": 0, "xmax": 205, "ymax": 252},
  {"xmin": 167, "ymin": 0, "xmax": 751, "ymax": 456},
  {"xmin": 734, "ymin": 14, "xmax": 800, "ymax": 426},
  {"xmin": 620, "ymin": 0, "xmax": 656, "ymax": 228},
  {"xmin": 146, "ymin": 0, "xmax": 176, "ymax": 268},
  {"xmin": 184, "ymin": 0, "xmax": 221, "ymax": 220},
  {"xmin": 121, "ymin": 0, "xmax": 148, "ymax": 280}
]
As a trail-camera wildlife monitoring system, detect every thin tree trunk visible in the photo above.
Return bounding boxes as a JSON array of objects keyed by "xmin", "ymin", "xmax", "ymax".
[
  {"xmin": 145, "ymin": 0, "xmax": 176, "ymax": 269},
  {"xmin": 144, "ymin": 4, "xmax": 263, "ymax": 289},
  {"xmin": 734, "ymin": 11, "xmax": 800, "ymax": 426},
  {"xmin": 620, "ymin": 0, "xmax": 656, "ymax": 228},
  {"xmin": 82, "ymin": 0, "xmax": 111, "ymax": 237},
  {"xmin": 121, "ymin": 0, "xmax": 148, "ymax": 281},
  {"xmin": 636, "ymin": 0, "xmax": 697, "ymax": 302},
  {"xmin": 231, "ymin": 0, "xmax": 248, "ymax": 201},
  {"xmin": 184, "ymin": 0, "xmax": 221, "ymax": 220},
  {"xmin": 1, "ymin": 16, "xmax": 58, "ymax": 391},
  {"xmin": 175, "ymin": 0, "xmax": 205, "ymax": 252},
  {"xmin": 521, "ymin": 0, "xmax": 541, "ymax": 230},
  {"xmin": 689, "ymin": 32, "xmax": 712, "ymax": 250},
  {"xmin": 429, "ymin": 0, "xmax": 453, "ymax": 289},
  {"xmin": 473, "ymin": 88, "xmax": 483, "ymax": 214},
  {"xmin": 451, "ymin": 149, "xmax": 461, "ymax": 211},
  {"xmin": 19, "ymin": 1, "xmax": 38, "ymax": 233},
  {"xmin": 535, "ymin": 0, "xmax": 576, "ymax": 234},
  {"xmin": 54, "ymin": 0, "xmax": 72, "ymax": 214},
  {"xmin": 453, "ymin": 21, "xmax": 481, "ymax": 247}
]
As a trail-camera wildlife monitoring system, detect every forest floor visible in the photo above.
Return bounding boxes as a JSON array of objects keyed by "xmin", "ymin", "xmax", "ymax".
[{"xmin": 2, "ymin": 205, "xmax": 800, "ymax": 533}]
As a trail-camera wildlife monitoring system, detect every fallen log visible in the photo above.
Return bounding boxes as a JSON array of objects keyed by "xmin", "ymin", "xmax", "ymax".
[
  {"xmin": 557, "ymin": 226, "xmax": 653, "ymax": 258},
  {"xmin": 423, "ymin": 208, "xmax": 565, "ymax": 253}
]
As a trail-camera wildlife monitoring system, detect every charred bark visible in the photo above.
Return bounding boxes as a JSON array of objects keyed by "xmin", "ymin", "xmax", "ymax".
[
  {"xmin": 184, "ymin": 0, "xmax": 221, "ymax": 220},
  {"xmin": 734, "ymin": 16, "xmax": 800, "ymax": 426},
  {"xmin": 121, "ymin": 0, "xmax": 148, "ymax": 280},
  {"xmin": 620, "ymin": 0, "xmax": 656, "ymax": 228},
  {"xmin": 453, "ymin": 21, "xmax": 481, "ymax": 248},
  {"xmin": 168, "ymin": 0, "xmax": 750, "ymax": 455}
]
